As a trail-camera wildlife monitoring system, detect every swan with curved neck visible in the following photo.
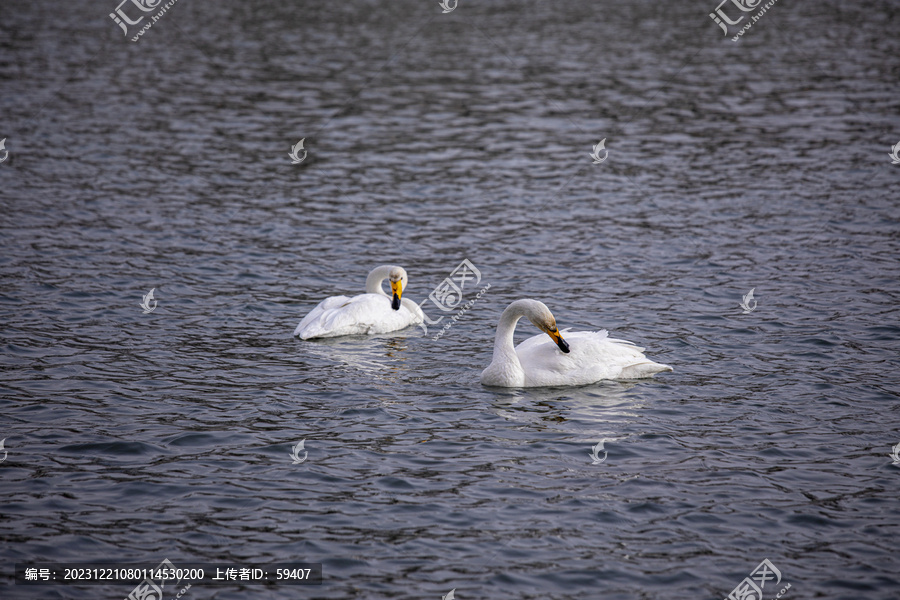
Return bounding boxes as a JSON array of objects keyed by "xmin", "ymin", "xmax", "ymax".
[
  {"xmin": 294, "ymin": 265, "xmax": 424, "ymax": 339},
  {"xmin": 481, "ymin": 299, "xmax": 672, "ymax": 387}
]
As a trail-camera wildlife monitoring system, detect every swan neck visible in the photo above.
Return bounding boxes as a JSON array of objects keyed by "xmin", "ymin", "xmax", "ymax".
[
  {"xmin": 364, "ymin": 266, "xmax": 393, "ymax": 296},
  {"xmin": 492, "ymin": 306, "xmax": 524, "ymax": 365}
]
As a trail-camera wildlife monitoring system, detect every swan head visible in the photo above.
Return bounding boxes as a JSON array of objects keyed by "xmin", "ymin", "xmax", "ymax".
[
  {"xmin": 519, "ymin": 299, "xmax": 570, "ymax": 354},
  {"xmin": 387, "ymin": 266, "xmax": 408, "ymax": 311},
  {"xmin": 536, "ymin": 318, "xmax": 570, "ymax": 354},
  {"xmin": 365, "ymin": 265, "xmax": 410, "ymax": 310}
]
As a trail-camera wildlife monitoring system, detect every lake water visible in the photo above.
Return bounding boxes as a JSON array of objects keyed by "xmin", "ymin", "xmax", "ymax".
[{"xmin": 2, "ymin": 0, "xmax": 899, "ymax": 598}]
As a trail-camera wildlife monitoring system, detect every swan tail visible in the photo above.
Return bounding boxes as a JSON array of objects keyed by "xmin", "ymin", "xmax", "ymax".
[
  {"xmin": 618, "ymin": 361, "xmax": 673, "ymax": 379},
  {"xmin": 294, "ymin": 295, "xmax": 355, "ymax": 338}
]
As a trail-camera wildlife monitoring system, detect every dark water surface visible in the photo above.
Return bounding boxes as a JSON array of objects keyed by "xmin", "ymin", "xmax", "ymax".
[{"xmin": 2, "ymin": 0, "xmax": 900, "ymax": 598}]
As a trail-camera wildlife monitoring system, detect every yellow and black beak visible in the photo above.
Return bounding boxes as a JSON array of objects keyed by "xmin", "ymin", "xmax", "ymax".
[
  {"xmin": 547, "ymin": 328, "xmax": 570, "ymax": 353},
  {"xmin": 390, "ymin": 279, "xmax": 402, "ymax": 311}
]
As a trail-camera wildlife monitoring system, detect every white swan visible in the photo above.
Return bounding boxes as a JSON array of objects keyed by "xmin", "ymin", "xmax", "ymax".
[
  {"xmin": 481, "ymin": 299, "xmax": 672, "ymax": 387},
  {"xmin": 293, "ymin": 265, "xmax": 424, "ymax": 339}
]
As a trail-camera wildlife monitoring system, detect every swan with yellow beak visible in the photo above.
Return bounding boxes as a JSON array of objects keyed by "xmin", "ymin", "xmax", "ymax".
[
  {"xmin": 294, "ymin": 265, "xmax": 424, "ymax": 339},
  {"xmin": 481, "ymin": 299, "xmax": 672, "ymax": 387}
]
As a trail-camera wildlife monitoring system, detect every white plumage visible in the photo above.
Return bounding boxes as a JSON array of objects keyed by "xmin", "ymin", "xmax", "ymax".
[
  {"xmin": 293, "ymin": 265, "xmax": 424, "ymax": 339},
  {"xmin": 481, "ymin": 299, "xmax": 672, "ymax": 387}
]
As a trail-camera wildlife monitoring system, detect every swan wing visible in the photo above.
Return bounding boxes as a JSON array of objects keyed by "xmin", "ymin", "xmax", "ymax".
[
  {"xmin": 399, "ymin": 297, "xmax": 425, "ymax": 324},
  {"xmin": 515, "ymin": 330, "xmax": 670, "ymax": 387},
  {"xmin": 295, "ymin": 293, "xmax": 421, "ymax": 339},
  {"xmin": 293, "ymin": 295, "xmax": 352, "ymax": 337}
]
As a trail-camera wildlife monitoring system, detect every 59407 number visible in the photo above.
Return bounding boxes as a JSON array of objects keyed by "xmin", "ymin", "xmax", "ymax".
[{"xmin": 276, "ymin": 568, "xmax": 311, "ymax": 580}]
